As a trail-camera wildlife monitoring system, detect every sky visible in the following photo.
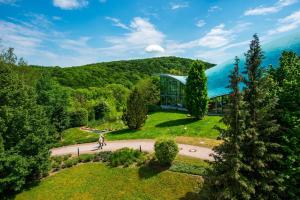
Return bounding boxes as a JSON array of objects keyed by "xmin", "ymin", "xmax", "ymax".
[{"xmin": 0, "ymin": 0, "xmax": 300, "ymax": 67}]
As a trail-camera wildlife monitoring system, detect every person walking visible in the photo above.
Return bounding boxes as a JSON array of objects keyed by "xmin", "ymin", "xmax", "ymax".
[
  {"xmin": 98, "ymin": 134, "xmax": 104, "ymax": 149},
  {"xmin": 101, "ymin": 133, "xmax": 107, "ymax": 146}
]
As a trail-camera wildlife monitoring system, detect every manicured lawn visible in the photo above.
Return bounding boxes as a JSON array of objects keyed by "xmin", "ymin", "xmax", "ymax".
[
  {"xmin": 59, "ymin": 111, "xmax": 224, "ymax": 148},
  {"xmin": 16, "ymin": 163, "xmax": 202, "ymax": 200},
  {"xmin": 56, "ymin": 128, "xmax": 99, "ymax": 147}
]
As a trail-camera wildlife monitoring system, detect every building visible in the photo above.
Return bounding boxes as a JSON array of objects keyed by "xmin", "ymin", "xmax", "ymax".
[
  {"xmin": 160, "ymin": 31, "xmax": 300, "ymax": 114},
  {"xmin": 160, "ymin": 74, "xmax": 228, "ymax": 114}
]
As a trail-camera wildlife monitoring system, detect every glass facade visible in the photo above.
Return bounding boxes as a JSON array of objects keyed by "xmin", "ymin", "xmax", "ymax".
[{"xmin": 160, "ymin": 74, "xmax": 186, "ymax": 109}]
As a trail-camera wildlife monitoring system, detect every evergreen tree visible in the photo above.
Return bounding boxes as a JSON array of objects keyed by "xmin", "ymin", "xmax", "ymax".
[
  {"xmin": 185, "ymin": 61, "xmax": 208, "ymax": 119},
  {"xmin": 122, "ymin": 88, "xmax": 147, "ymax": 130},
  {"xmin": 241, "ymin": 34, "xmax": 282, "ymax": 199},
  {"xmin": 270, "ymin": 51, "xmax": 300, "ymax": 199},
  {"xmin": 205, "ymin": 57, "xmax": 252, "ymax": 199}
]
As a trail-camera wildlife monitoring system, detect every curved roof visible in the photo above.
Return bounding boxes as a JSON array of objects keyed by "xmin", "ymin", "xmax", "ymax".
[{"xmin": 161, "ymin": 31, "xmax": 300, "ymax": 99}]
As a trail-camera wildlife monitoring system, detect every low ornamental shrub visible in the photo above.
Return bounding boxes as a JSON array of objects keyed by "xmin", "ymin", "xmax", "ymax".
[
  {"xmin": 62, "ymin": 158, "xmax": 79, "ymax": 168},
  {"xmin": 51, "ymin": 162, "xmax": 61, "ymax": 171},
  {"xmin": 154, "ymin": 139, "xmax": 179, "ymax": 166},
  {"xmin": 94, "ymin": 151, "xmax": 112, "ymax": 162},
  {"xmin": 78, "ymin": 154, "xmax": 95, "ymax": 163},
  {"xmin": 63, "ymin": 154, "xmax": 72, "ymax": 161},
  {"xmin": 109, "ymin": 148, "xmax": 142, "ymax": 167},
  {"xmin": 51, "ymin": 156, "xmax": 63, "ymax": 164}
]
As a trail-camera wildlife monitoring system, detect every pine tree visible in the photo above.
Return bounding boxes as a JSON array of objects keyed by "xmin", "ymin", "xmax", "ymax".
[
  {"xmin": 122, "ymin": 88, "xmax": 147, "ymax": 130},
  {"xmin": 185, "ymin": 61, "xmax": 208, "ymax": 119},
  {"xmin": 205, "ymin": 57, "xmax": 253, "ymax": 199},
  {"xmin": 271, "ymin": 51, "xmax": 300, "ymax": 199},
  {"xmin": 241, "ymin": 34, "xmax": 282, "ymax": 200}
]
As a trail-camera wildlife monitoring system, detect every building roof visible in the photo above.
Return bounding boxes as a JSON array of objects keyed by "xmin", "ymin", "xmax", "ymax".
[{"xmin": 161, "ymin": 31, "xmax": 300, "ymax": 99}]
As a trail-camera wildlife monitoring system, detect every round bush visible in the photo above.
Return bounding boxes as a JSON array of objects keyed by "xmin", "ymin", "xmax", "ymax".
[{"xmin": 154, "ymin": 139, "xmax": 179, "ymax": 166}]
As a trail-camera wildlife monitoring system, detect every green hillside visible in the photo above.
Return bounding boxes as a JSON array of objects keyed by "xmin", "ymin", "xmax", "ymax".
[{"xmin": 17, "ymin": 56, "xmax": 213, "ymax": 88}]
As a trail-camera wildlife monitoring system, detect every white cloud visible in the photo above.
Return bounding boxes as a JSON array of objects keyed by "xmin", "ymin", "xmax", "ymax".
[
  {"xmin": 208, "ymin": 6, "xmax": 222, "ymax": 12},
  {"xmin": 198, "ymin": 24, "xmax": 231, "ymax": 48},
  {"xmin": 145, "ymin": 44, "xmax": 165, "ymax": 53},
  {"xmin": 53, "ymin": 0, "xmax": 88, "ymax": 10},
  {"xmin": 244, "ymin": 0, "xmax": 297, "ymax": 16},
  {"xmin": 268, "ymin": 10, "xmax": 300, "ymax": 34},
  {"xmin": 0, "ymin": 0, "xmax": 16, "ymax": 4},
  {"xmin": 196, "ymin": 20, "xmax": 205, "ymax": 28},
  {"xmin": 105, "ymin": 17, "xmax": 130, "ymax": 30},
  {"xmin": 170, "ymin": 2, "xmax": 189, "ymax": 10}
]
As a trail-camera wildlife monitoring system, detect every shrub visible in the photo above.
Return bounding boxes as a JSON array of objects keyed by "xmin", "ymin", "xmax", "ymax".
[
  {"xmin": 51, "ymin": 162, "xmax": 61, "ymax": 171},
  {"xmin": 51, "ymin": 156, "xmax": 63, "ymax": 164},
  {"xmin": 69, "ymin": 108, "xmax": 88, "ymax": 127},
  {"xmin": 154, "ymin": 139, "xmax": 179, "ymax": 166},
  {"xmin": 109, "ymin": 148, "xmax": 142, "ymax": 167},
  {"xmin": 78, "ymin": 154, "xmax": 95, "ymax": 163},
  {"xmin": 62, "ymin": 154, "xmax": 72, "ymax": 161},
  {"xmin": 62, "ymin": 158, "xmax": 79, "ymax": 168},
  {"xmin": 94, "ymin": 151, "xmax": 112, "ymax": 162}
]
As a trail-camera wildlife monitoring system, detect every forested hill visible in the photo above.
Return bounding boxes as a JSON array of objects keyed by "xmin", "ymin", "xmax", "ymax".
[{"xmin": 18, "ymin": 56, "xmax": 213, "ymax": 88}]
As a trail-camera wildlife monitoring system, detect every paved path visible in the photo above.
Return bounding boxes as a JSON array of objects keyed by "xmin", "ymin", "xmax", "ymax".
[{"xmin": 51, "ymin": 139, "xmax": 214, "ymax": 161}]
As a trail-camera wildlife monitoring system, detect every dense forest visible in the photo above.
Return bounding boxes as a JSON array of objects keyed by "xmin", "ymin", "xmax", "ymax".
[{"xmin": 17, "ymin": 57, "xmax": 214, "ymax": 89}]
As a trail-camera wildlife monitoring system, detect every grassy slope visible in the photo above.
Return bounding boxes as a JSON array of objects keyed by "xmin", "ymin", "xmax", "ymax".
[
  {"xmin": 60, "ymin": 111, "xmax": 223, "ymax": 148},
  {"xmin": 16, "ymin": 162, "xmax": 202, "ymax": 200}
]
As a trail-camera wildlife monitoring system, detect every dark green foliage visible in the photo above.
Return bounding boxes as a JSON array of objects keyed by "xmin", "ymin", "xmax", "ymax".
[
  {"xmin": 270, "ymin": 51, "xmax": 300, "ymax": 199},
  {"xmin": 109, "ymin": 148, "xmax": 143, "ymax": 167},
  {"xmin": 0, "ymin": 49, "xmax": 52, "ymax": 196},
  {"xmin": 154, "ymin": 139, "xmax": 179, "ymax": 166},
  {"xmin": 70, "ymin": 109, "xmax": 88, "ymax": 127},
  {"xmin": 185, "ymin": 61, "xmax": 208, "ymax": 119},
  {"xmin": 36, "ymin": 74, "xmax": 70, "ymax": 138},
  {"xmin": 23, "ymin": 57, "xmax": 213, "ymax": 89},
  {"xmin": 94, "ymin": 101, "xmax": 110, "ymax": 120},
  {"xmin": 122, "ymin": 88, "xmax": 148, "ymax": 130},
  {"xmin": 204, "ymin": 57, "xmax": 251, "ymax": 199},
  {"xmin": 136, "ymin": 77, "xmax": 160, "ymax": 106}
]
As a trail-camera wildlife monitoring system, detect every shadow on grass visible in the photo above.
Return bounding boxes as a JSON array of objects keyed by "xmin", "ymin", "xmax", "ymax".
[
  {"xmin": 3, "ymin": 179, "xmax": 41, "ymax": 200},
  {"xmin": 107, "ymin": 128, "xmax": 138, "ymax": 136},
  {"xmin": 179, "ymin": 192, "xmax": 201, "ymax": 200},
  {"xmin": 155, "ymin": 118, "xmax": 197, "ymax": 128},
  {"xmin": 138, "ymin": 160, "xmax": 169, "ymax": 179}
]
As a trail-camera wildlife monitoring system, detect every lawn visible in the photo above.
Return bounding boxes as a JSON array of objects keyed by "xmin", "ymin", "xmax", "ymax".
[
  {"xmin": 16, "ymin": 162, "xmax": 202, "ymax": 200},
  {"xmin": 59, "ymin": 111, "xmax": 224, "ymax": 148}
]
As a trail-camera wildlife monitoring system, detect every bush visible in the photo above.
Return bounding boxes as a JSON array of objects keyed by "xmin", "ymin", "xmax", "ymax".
[
  {"xmin": 78, "ymin": 154, "xmax": 95, "ymax": 163},
  {"xmin": 69, "ymin": 108, "xmax": 88, "ymax": 127},
  {"xmin": 51, "ymin": 156, "xmax": 63, "ymax": 164},
  {"xmin": 51, "ymin": 162, "xmax": 61, "ymax": 171},
  {"xmin": 94, "ymin": 151, "xmax": 112, "ymax": 162},
  {"xmin": 62, "ymin": 154, "xmax": 72, "ymax": 161},
  {"xmin": 62, "ymin": 158, "xmax": 79, "ymax": 168},
  {"xmin": 154, "ymin": 139, "xmax": 179, "ymax": 166},
  {"xmin": 109, "ymin": 148, "xmax": 143, "ymax": 167}
]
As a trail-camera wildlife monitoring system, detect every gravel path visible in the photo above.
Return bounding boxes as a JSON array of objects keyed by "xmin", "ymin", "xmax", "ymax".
[{"xmin": 51, "ymin": 139, "xmax": 214, "ymax": 161}]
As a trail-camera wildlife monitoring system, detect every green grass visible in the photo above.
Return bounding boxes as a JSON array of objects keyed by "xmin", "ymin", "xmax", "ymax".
[
  {"xmin": 106, "ymin": 111, "xmax": 223, "ymax": 140},
  {"xmin": 56, "ymin": 128, "xmax": 99, "ymax": 147},
  {"xmin": 16, "ymin": 163, "xmax": 202, "ymax": 200},
  {"xmin": 59, "ymin": 111, "xmax": 223, "ymax": 148}
]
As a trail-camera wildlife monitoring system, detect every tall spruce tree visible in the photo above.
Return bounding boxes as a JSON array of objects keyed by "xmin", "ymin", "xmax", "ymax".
[
  {"xmin": 122, "ymin": 87, "xmax": 147, "ymax": 130},
  {"xmin": 241, "ymin": 34, "xmax": 282, "ymax": 200},
  {"xmin": 204, "ymin": 57, "xmax": 253, "ymax": 199},
  {"xmin": 270, "ymin": 51, "xmax": 300, "ymax": 199},
  {"xmin": 185, "ymin": 61, "xmax": 208, "ymax": 119}
]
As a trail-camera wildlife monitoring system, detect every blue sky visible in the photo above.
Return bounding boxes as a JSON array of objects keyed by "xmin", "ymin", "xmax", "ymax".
[{"xmin": 0, "ymin": 0, "xmax": 300, "ymax": 66}]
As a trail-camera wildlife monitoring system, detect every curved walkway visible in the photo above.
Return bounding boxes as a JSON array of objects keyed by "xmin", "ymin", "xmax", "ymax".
[{"xmin": 51, "ymin": 139, "xmax": 214, "ymax": 161}]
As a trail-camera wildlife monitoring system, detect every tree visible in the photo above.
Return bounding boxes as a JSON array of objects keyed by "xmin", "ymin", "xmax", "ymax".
[
  {"xmin": 36, "ymin": 74, "xmax": 70, "ymax": 139},
  {"xmin": 185, "ymin": 61, "xmax": 208, "ymax": 119},
  {"xmin": 122, "ymin": 88, "xmax": 147, "ymax": 130},
  {"xmin": 241, "ymin": 34, "xmax": 282, "ymax": 199},
  {"xmin": 105, "ymin": 84, "xmax": 129, "ymax": 111},
  {"xmin": 205, "ymin": 57, "xmax": 252, "ymax": 199},
  {"xmin": 0, "ymin": 54, "xmax": 52, "ymax": 196},
  {"xmin": 270, "ymin": 51, "xmax": 300, "ymax": 199},
  {"xmin": 136, "ymin": 77, "xmax": 160, "ymax": 106}
]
